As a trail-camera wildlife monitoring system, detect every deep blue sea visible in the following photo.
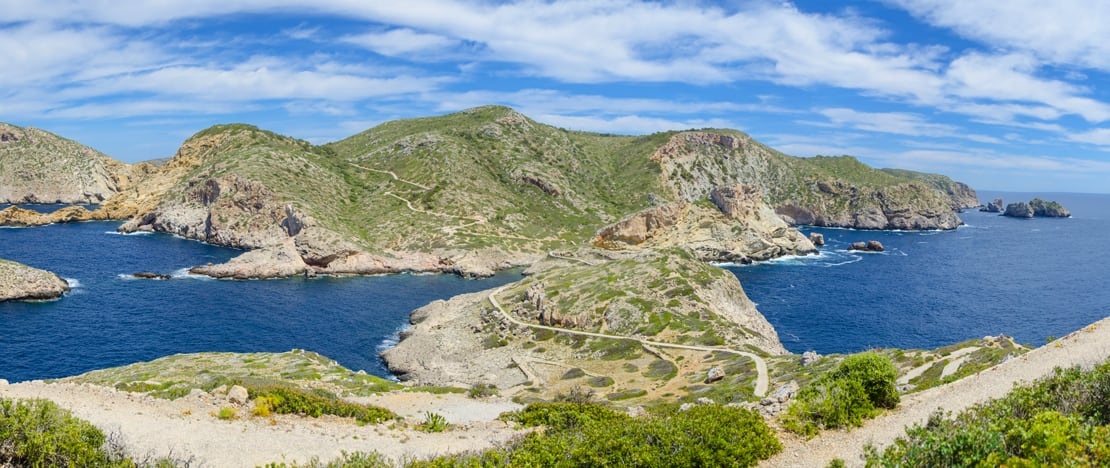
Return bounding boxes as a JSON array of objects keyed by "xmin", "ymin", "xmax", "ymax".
[
  {"xmin": 0, "ymin": 213, "xmax": 518, "ymax": 382},
  {"xmin": 728, "ymin": 192, "xmax": 1110, "ymax": 354},
  {"xmin": 2, "ymin": 192, "xmax": 1107, "ymax": 381}
]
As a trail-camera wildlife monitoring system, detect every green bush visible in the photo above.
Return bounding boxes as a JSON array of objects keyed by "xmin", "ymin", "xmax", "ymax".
[
  {"xmin": 494, "ymin": 402, "xmax": 781, "ymax": 467},
  {"xmin": 247, "ymin": 386, "xmax": 395, "ymax": 424},
  {"xmin": 467, "ymin": 383, "xmax": 498, "ymax": 399},
  {"xmin": 867, "ymin": 360, "xmax": 1110, "ymax": 467},
  {"xmin": 0, "ymin": 398, "xmax": 116, "ymax": 467},
  {"xmin": 419, "ymin": 412, "xmax": 449, "ymax": 433},
  {"xmin": 784, "ymin": 352, "xmax": 899, "ymax": 436}
]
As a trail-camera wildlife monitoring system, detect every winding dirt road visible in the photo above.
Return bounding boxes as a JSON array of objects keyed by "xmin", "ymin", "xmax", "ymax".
[{"xmin": 487, "ymin": 286, "xmax": 771, "ymax": 397}]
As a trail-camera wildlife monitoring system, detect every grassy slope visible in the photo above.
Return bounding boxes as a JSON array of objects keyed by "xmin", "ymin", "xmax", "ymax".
[{"xmin": 0, "ymin": 123, "xmax": 127, "ymax": 203}]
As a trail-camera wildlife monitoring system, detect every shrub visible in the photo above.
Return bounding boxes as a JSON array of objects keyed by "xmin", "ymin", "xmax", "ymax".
[
  {"xmin": 867, "ymin": 360, "xmax": 1110, "ymax": 467},
  {"xmin": 784, "ymin": 352, "xmax": 899, "ymax": 436},
  {"xmin": 467, "ymin": 383, "xmax": 498, "ymax": 399},
  {"xmin": 419, "ymin": 412, "xmax": 449, "ymax": 433},
  {"xmin": 217, "ymin": 407, "xmax": 238, "ymax": 420},
  {"xmin": 498, "ymin": 402, "xmax": 781, "ymax": 467},
  {"xmin": 0, "ymin": 398, "xmax": 117, "ymax": 467},
  {"xmin": 247, "ymin": 385, "xmax": 395, "ymax": 424}
]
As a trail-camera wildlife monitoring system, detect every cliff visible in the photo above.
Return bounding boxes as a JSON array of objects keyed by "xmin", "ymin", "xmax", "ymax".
[
  {"xmin": 0, "ymin": 258, "xmax": 70, "ymax": 302},
  {"xmin": 0, "ymin": 123, "xmax": 132, "ymax": 204}
]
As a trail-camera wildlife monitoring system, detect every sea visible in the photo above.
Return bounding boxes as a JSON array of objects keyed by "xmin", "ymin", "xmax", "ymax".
[{"xmin": 1, "ymin": 191, "xmax": 1107, "ymax": 381}]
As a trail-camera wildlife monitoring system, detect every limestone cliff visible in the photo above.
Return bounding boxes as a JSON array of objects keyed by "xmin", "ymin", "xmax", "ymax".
[
  {"xmin": 0, "ymin": 258, "xmax": 70, "ymax": 302},
  {"xmin": 651, "ymin": 131, "xmax": 973, "ymax": 230},
  {"xmin": 0, "ymin": 123, "xmax": 131, "ymax": 204},
  {"xmin": 593, "ymin": 185, "xmax": 815, "ymax": 263}
]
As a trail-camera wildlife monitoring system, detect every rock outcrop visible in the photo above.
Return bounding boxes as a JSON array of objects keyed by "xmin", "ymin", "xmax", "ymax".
[
  {"xmin": 849, "ymin": 240, "xmax": 885, "ymax": 252},
  {"xmin": 593, "ymin": 185, "xmax": 816, "ymax": 264},
  {"xmin": 0, "ymin": 123, "xmax": 132, "ymax": 204},
  {"xmin": 980, "ymin": 198, "xmax": 1004, "ymax": 213},
  {"xmin": 1029, "ymin": 198, "xmax": 1071, "ymax": 218},
  {"xmin": 1003, "ymin": 202, "xmax": 1035, "ymax": 218},
  {"xmin": 0, "ymin": 258, "xmax": 70, "ymax": 302},
  {"xmin": 808, "ymin": 232, "xmax": 825, "ymax": 246}
]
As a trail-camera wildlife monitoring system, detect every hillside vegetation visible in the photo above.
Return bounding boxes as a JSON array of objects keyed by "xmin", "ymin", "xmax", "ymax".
[
  {"xmin": 2, "ymin": 106, "xmax": 975, "ymax": 278},
  {"xmin": 0, "ymin": 123, "xmax": 132, "ymax": 204}
]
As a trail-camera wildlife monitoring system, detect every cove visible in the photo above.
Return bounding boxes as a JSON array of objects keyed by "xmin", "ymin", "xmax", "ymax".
[{"xmin": 0, "ymin": 220, "xmax": 519, "ymax": 382}]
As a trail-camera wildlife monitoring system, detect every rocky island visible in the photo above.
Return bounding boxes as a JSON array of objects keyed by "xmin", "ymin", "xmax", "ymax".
[
  {"xmin": 0, "ymin": 258, "xmax": 70, "ymax": 302},
  {"xmin": 1002, "ymin": 198, "xmax": 1071, "ymax": 218}
]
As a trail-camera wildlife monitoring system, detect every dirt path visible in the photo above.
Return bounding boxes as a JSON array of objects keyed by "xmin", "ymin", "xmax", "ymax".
[
  {"xmin": 488, "ymin": 286, "xmax": 771, "ymax": 397},
  {"xmin": 350, "ymin": 163, "xmax": 432, "ymax": 190},
  {"xmin": 0, "ymin": 382, "xmax": 521, "ymax": 467},
  {"xmin": 763, "ymin": 316, "xmax": 1110, "ymax": 467}
]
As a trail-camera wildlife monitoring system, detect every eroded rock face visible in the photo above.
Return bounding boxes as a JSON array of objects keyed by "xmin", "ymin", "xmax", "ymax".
[
  {"xmin": 593, "ymin": 185, "xmax": 815, "ymax": 264},
  {"xmin": 0, "ymin": 258, "xmax": 70, "ymax": 302}
]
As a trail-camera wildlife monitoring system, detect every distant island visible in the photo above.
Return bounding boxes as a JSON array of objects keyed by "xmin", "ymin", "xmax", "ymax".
[
  {"xmin": 0, "ymin": 257, "xmax": 69, "ymax": 302},
  {"xmin": 982, "ymin": 196, "xmax": 1071, "ymax": 218}
]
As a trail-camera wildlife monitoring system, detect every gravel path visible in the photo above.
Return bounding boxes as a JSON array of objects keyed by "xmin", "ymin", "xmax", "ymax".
[
  {"xmin": 0, "ymin": 382, "xmax": 522, "ymax": 467},
  {"xmin": 763, "ymin": 316, "xmax": 1110, "ymax": 467}
]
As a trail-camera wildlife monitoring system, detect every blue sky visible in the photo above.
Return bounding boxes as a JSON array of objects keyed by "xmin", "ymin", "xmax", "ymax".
[{"xmin": 2, "ymin": 1, "xmax": 1110, "ymax": 193}]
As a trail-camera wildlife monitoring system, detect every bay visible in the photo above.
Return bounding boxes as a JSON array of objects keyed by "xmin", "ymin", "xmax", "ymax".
[
  {"xmin": 0, "ymin": 221, "xmax": 518, "ymax": 382},
  {"xmin": 728, "ymin": 192, "xmax": 1110, "ymax": 354}
]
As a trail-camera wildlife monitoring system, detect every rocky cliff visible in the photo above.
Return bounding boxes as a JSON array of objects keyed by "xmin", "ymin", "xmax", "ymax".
[
  {"xmin": 0, "ymin": 123, "xmax": 131, "ymax": 204},
  {"xmin": 651, "ymin": 131, "xmax": 974, "ymax": 230},
  {"xmin": 0, "ymin": 258, "xmax": 70, "ymax": 302}
]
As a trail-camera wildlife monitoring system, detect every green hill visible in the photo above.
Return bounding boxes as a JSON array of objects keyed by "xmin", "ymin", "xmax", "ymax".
[{"xmin": 0, "ymin": 123, "xmax": 131, "ymax": 204}]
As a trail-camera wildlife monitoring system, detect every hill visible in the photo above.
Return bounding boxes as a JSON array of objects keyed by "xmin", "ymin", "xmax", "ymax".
[
  {"xmin": 0, "ymin": 107, "xmax": 976, "ymax": 278},
  {"xmin": 0, "ymin": 123, "xmax": 132, "ymax": 204}
]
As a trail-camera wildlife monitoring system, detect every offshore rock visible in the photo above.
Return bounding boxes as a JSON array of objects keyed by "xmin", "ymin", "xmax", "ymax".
[
  {"xmin": 1003, "ymin": 202, "xmax": 1035, "ymax": 218},
  {"xmin": 849, "ymin": 241, "xmax": 884, "ymax": 252},
  {"xmin": 0, "ymin": 258, "xmax": 70, "ymax": 302},
  {"xmin": 808, "ymin": 232, "xmax": 825, "ymax": 246},
  {"xmin": 980, "ymin": 198, "xmax": 1004, "ymax": 213},
  {"xmin": 1029, "ymin": 198, "xmax": 1071, "ymax": 218}
]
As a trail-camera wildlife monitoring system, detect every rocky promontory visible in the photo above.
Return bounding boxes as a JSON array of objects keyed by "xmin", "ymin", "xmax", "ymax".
[{"xmin": 0, "ymin": 258, "xmax": 70, "ymax": 302}]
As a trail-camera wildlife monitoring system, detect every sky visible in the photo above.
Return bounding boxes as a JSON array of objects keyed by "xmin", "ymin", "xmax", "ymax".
[{"xmin": 2, "ymin": 1, "xmax": 1110, "ymax": 193}]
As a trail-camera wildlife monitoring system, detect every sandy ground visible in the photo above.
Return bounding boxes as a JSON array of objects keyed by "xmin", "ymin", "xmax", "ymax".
[
  {"xmin": 0, "ymin": 382, "xmax": 523, "ymax": 467},
  {"xmin": 763, "ymin": 315, "xmax": 1110, "ymax": 467}
]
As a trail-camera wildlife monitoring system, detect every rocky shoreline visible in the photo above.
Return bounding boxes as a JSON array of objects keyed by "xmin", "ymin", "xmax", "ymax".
[{"xmin": 0, "ymin": 258, "xmax": 70, "ymax": 302}]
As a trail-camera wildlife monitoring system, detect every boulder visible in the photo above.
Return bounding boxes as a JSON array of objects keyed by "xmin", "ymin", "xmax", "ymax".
[
  {"xmin": 1002, "ymin": 202, "xmax": 1034, "ymax": 218},
  {"xmin": 133, "ymin": 272, "xmax": 171, "ymax": 280},
  {"xmin": 808, "ymin": 232, "xmax": 825, "ymax": 246},
  {"xmin": 849, "ymin": 241, "xmax": 884, "ymax": 252},
  {"xmin": 772, "ymin": 380, "xmax": 799, "ymax": 403},
  {"xmin": 980, "ymin": 197, "xmax": 1004, "ymax": 213},
  {"xmin": 227, "ymin": 385, "xmax": 249, "ymax": 405},
  {"xmin": 801, "ymin": 350, "xmax": 821, "ymax": 366},
  {"xmin": 705, "ymin": 366, "xmax": 726, "ymax": 383}
]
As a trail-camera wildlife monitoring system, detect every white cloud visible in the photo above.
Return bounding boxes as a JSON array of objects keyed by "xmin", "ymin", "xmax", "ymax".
[
  {"xmin": 534, "ymin": 114, "xmax": 739, "ymax": 135},
  {"xmin": 888, "ymin": 0, "xmax": 1110, "ymax": 70},
  {"xmin": 816, "ymin": 108, "xmax": 956, "ymax": 137},
  {"xmin": 342, "ymin": 28, "xmax": 458, "ymax": 57},
  {"xmin": 1068, "ymin": 128, "xmax": 1110, "ymax": 147}
]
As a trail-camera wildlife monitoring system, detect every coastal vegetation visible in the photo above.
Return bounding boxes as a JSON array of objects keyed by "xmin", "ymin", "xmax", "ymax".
[
  {"xmin": 782, "ymin": 352, "xmax": 900, "ymax": 437},
  {"xmin": 867, "ymin": 358, "xmax": 1110, "ymax": 466}
]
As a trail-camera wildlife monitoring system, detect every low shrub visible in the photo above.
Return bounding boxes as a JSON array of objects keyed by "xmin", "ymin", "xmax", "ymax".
[
  {"xmin": 467, "ymin": 383, "xmax": 498, "ymax": 399},
  {"xmin": 217, "ymin": 407, "xmax": 238, "ymax": 420},
  {"xmin": 867, "ymin": 359, "xmax": 1110, "ymax": 466},
  {"xmin": 0, "ymin": 398, "xmax": 114, "ymax": 467},
  {"xmin": 247, "ymin": 386, "xmax": 395, "ymax": 424},
  {"xmin": 493, "ymin": 402, "xmax": 780, "ymax": 467},
  {"xmin": 419, "ymin": 412, "xmax": 449, "ymax": 433},
  {"xmin": 784, "ymin": 352, "xmax": 899, "ymax": 436}
]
